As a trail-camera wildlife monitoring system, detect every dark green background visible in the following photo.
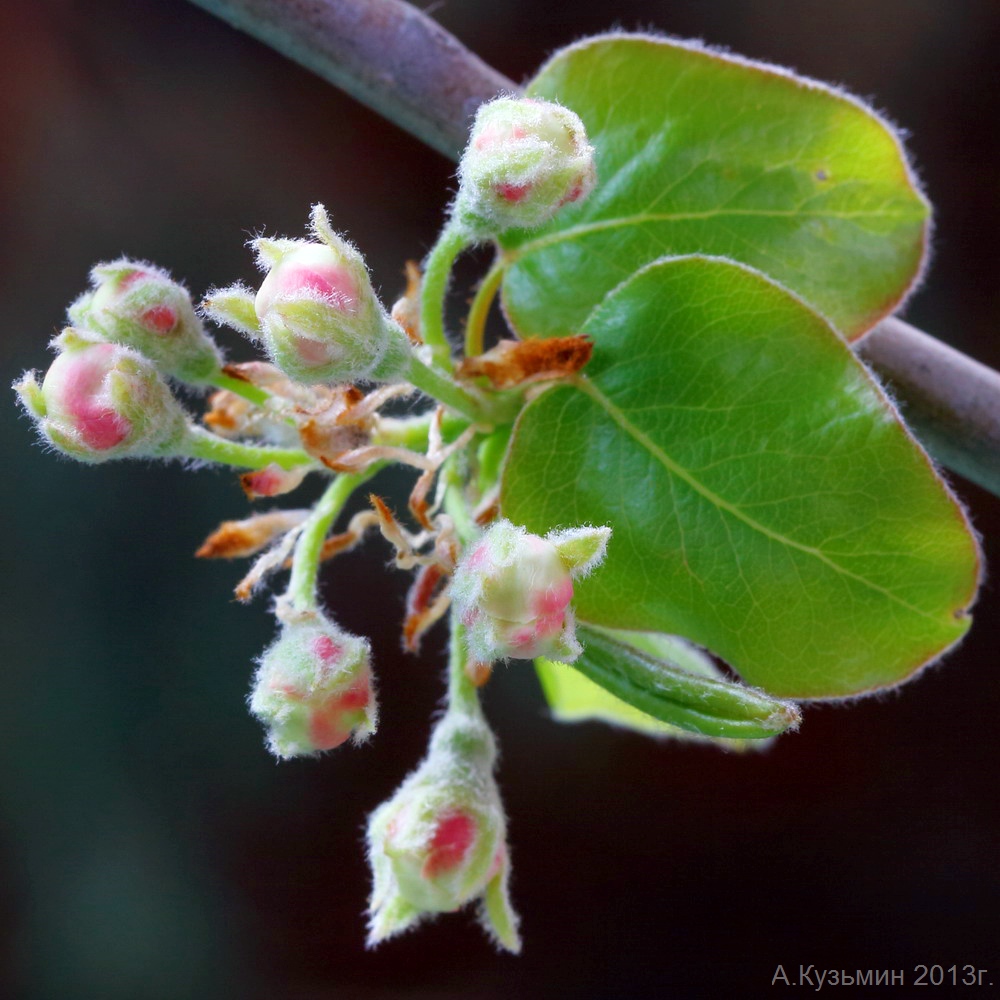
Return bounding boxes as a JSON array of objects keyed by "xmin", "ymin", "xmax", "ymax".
[{"xmin": 2, "ymin": 1, "xmax": 998, "ymax": 996}]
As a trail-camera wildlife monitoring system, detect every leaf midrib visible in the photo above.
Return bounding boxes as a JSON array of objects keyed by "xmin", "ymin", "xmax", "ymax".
[
  {"xmin": 570, "ymin": 375, "xmax": 942, "ymax": 623},
  {"xmin": 508, "ymin": 204, "xmax": 923, "ymax": 262}
]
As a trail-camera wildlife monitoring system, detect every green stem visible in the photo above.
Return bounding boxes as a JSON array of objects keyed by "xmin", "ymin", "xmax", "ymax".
[
  {"xmin": 442, "ymin": 459, "xmax": 478, "ymax": 545},
  {"xmin": 181, "ymin": 425, "xmax": 313, "ymax": 470},
  {"xmin": 375, "ymin": 412, "xmax": 472, "ymax": 451},
  {"xmin": 209, "ymin": 370, "xmax": 271, "ymax": 407},
  {"xmin": 420, "ymin": 224, "xmax": 469, "ymax": 372},
  {"xmin": 404, "ymin": 353, "xmax": 479, "ymax": 420},
  {"xmin": 447, "ymin": 619, "xmax": 481, "ymax": 713},
  {"xmin": 464, "ymin": 257, "xmax": 504, "ymax": 358},
  {"xmin": 287, "ymin": 469, "xmax": 378, "ymax": 610},
  {"xmin": 405, "ymin": 352, "xmax": 517, "ymax": 425}
]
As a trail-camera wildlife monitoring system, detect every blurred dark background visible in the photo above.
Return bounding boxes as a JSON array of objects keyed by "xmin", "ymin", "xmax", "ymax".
[{"xmin": 2, "ymin": 1, "xmax": 999, "ymax": 997}]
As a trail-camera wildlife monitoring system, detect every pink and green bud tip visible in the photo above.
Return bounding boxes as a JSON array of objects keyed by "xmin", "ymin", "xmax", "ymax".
[
  {"xmin": 68, "ymin": 259, "xmax": 222, "ymax": 383},
  {"xmin": 450, "ymin": 519, "xmax": 611, "ymax": 664},
  {"xmin": 455, "ymin": 97, "xmax": 596, "ymax": 236},
  {"xmin": 14, "ymin": 329, "xmax": 188, "ymax": 463},
  {"xmin": 203, "ymin": 205, "xmax": 410, "ymax": 386},
  {"xmin": 366, "ymin": 708, "xmax": 520, "ymax": 952},
  {"xmin": 249, "ymin": 610, "xmax": 376, "ymax": 759}
]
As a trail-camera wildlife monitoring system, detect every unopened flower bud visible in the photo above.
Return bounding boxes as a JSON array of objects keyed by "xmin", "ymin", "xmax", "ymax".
[
  {"xmin": 450, "ymin": 519, "xmax": 611, "ymax": 663},
  {"xmin": 14, "ymin": 329, "xmax": 188, "ymax": 462},
  {"xmin": 455, "ymin": 97, "xmax": 596, "ymax": 236},
  {"xmin": 211, "ymin": 205, "xmax": 411, "ymax": 386},
  {"xmin": 68, "ymin": 259, "xmax": 222, "ymax": 382},
  {"xmin": 239, "ymin": 462, "xmax": 309, "ymax": 500},
  {"xmin": 367, "ymin": 707, "xmax": 520, "ymax": 952},
  {"xmin": 249, "ymin": 609, "xmax": 376, "ymax": 758}
]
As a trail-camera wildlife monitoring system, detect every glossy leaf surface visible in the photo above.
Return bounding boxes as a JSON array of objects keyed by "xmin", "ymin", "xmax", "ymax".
[
  {"xmin": 502, "ymin": 256, "xmax": 978, "ymax": 698},
  {"xmin": 500, "ymin": 34, "xmax": 928, "ymax": 341}
]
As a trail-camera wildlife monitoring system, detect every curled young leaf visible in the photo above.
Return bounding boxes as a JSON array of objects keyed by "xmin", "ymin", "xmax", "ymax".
[{"xmin": 547, "ymin": 625, "xmax": 801, "ymax": 740}]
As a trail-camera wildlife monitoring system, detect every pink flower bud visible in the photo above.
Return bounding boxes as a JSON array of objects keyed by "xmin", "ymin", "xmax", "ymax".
[
  {"xmin": 249, "ymin": 610, "xmax": 376, "ymax": 758},
  {"xmin": 14, "ymin": 329, "xmax": 188, "ymax": 463},
  {"xmin": 450, "ymin": 519, "xmax": 611, "ymax": 664},
  {"xmin": 214, "ymin": 205, "xmax": 411, "ymax": 386},
  {"xmin": 366, "ymin": 708, "xmax": 520, "ymax": 951},
  {"xmin": 68, "ymin": 259, "xmax": 222, "ymax": 382},
  {"xmin": 456, "ymin": 97, "xmax": 596, "ymax": 235},
  {"xmin": 239, "ymin": 462, "xmax": 309, "ymax": 500},
  {"xmin": 255, "ymin": 242, "xmax": 360, "ymax": 321}
]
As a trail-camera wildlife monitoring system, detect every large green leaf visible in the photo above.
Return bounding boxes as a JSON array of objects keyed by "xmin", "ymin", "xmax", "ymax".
[
  {"xmin": 499, "ymin": 34, "xmax": 928, "ymax": 342},
  {"xmin": 501, "ymin": 256, "xmax": 978, "ymax": 699}
]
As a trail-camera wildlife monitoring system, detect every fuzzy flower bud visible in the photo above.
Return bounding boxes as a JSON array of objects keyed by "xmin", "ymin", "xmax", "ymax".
[
  {"xmin": 455, "ymin": 97, "xmax": 596, "ymax": 236},
  {"xmin": 450, "ymin": 519, "xmax": 611, "ymax": 663},
  {"xmin": 14, "ymin": 329, "xmax": 189, "ymax": 462},
  {"xmin": 366, "ymin": 707, "xmax": 520, "ymax": 952},
  {"xmin": 205, "ymin": 205, "xmax": 410, "ymax": 386},
  {"xmin": 68, "ymin": 259, "xmax": 222, "ymax": 382},
  {"xmin": 249, "ymin": 609, "xmax": 376, "ymax": 758}
]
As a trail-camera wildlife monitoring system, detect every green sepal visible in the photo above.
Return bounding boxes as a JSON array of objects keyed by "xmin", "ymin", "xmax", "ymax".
[
  {"xmin": 202, "ymin": 285, "xmax": 262, "ymax": 339},
  {"xmin": 479, "ymin": 866, "xmax": 522, "ymax": 954}
]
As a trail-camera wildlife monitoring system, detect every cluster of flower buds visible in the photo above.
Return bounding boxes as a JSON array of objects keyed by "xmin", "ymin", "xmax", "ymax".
[
  {"xmin": 249, "ymin": 608, "xmax": 377, "ymax": 759},
  {"xmin": 68, "ymin": 259, "xmax": 222, "ymax": 383},
  {"xmin": 366, "ymin": 703, "xmax": 520, "ymax": 952},
  {"xmin": 450, "ymin": 519, "xmax": 611, "ymax": 664},
  {"xmin": 204, "ymin": 204, "xmax": 412, "ymax": 386},
  {"xmin": 11, "ymin": 80, "xmax": 611, "ymax": 957},
  {"xmin": 14, "ymin": 329, "xmax": 189, "ymax": 463},
  {"xmin": 454, "ymin": 97, "xmax": 596, "ymax": 236}
]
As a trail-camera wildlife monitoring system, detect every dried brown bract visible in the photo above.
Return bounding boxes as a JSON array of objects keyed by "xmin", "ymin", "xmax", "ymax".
[{"xmin": 457, "ymin": 334, "xmax": 592, "ymax": 389}]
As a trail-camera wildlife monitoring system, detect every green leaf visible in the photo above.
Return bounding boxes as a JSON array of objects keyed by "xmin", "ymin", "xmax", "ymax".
[
  {"xmin": 501, "ymin": 256, "xmax": 978, "ymax": 699},
  {"xmin": 536, "ymin": 628, "xmax": 789, "ymax": 748},
  {"xmin": 500, "ymin": 34, "xmax": 928, "ymax": 342}
]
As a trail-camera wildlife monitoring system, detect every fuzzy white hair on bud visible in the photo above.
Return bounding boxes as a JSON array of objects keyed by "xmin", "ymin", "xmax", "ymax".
[
  {"xmin": 454, "ymin": 96, "xmax": 596, "ymax": 237},
  {"xmin": 249, "ymin": 610, "xmax": 377, "ymax": 759},
  {"xmin": 218, "ymin": 210, "xmax": 413, "ymax": 385},
  {"xmin": 15, "ymin": 328, "xmax": 189, "ymax": 463},
  {"xmin": 67, "ymin": 258, "xmax": 223, "ymax": 383},
  {"xmin": 547, "ymin": 524, "xmax": 612, "ymax": 577},
  {"xmin": 201, "ymin": 284, "xmax": 262, "ymax": 339},
  {"xmin": 365, "ymin": 705, "xmax": 520, "ymax": 953},
  {"xmin": 450, "ymin": 519, "xmax": 611, "ymax": 664}
]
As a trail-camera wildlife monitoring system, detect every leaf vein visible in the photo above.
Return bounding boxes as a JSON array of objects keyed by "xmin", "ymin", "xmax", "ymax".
[{"xmin": 572, "ymin": 375, "xmax": 941, "ymax": 622}]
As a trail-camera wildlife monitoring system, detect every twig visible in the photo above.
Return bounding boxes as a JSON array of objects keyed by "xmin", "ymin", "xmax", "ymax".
[
  {"xmin": 858, "ymin": 319, "xmax": 1000, "ymax": 496},
  {"xmin": 187, "ymin": 0, "xmax": 1000, "ymax": 497},
  {"xmin": 185, "ymin": 0, "xmax": 511, "ymax": 160}
]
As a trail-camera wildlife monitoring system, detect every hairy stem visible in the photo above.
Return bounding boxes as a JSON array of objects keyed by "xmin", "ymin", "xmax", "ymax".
[
  {"xmin": 447, "ymin": 620, "xmax": 481, "ymax": 713},
  {"xmin": 376, "ymin": 411, "xmax": 472, "ymax": 451},
  {"xmin": 464, "ymin": 257, "xmax": 504, "ymax": 358},
  {"xmin": 420, "ymin": 226, "xmax": 469, "ymax": 371},
  {"xmin": 209, "ymin": 370, "xmax": 271, "ymax": 406},
  {"xmin": 182, "ymin": 425, "xmax": 313, "ymax": 469},
  {"xmin": 404, "ymin": 353, "xmax": 518, "ymax": 425},
  {"xmin": 442, "ymin": 459, "xmax": 478, "ymax": 546},
  {"xmin": 287, "ymin": 469, "xmax": 379, "ymax": 609}
]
